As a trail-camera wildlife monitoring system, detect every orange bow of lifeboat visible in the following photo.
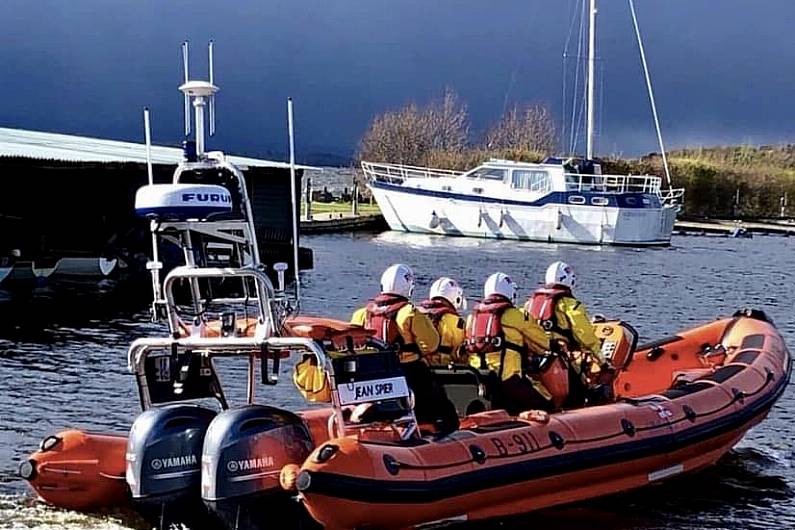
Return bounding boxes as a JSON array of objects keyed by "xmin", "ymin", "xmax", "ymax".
[
  {"xmin": 19, "ymin": 430, "xmax": 129, "ymax": 511},
  {"xmin": 294, "ymin": 312, "xmax": 791, "ymax": 530}
]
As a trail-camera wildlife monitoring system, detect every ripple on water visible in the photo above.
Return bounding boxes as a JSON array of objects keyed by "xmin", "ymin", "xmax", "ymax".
[{"xmin": 0, "ymin": 495, "xmax": 149, "ymax": 530}]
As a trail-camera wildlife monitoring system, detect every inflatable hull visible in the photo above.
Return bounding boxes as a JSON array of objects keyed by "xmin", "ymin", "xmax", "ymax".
[
  {"xmin": 21, "ymin": 409, "xmax": 335, "ymax": 515},
  {"xmin": 19, "ymin": 430, "xmax": 129, "ymax": 511},
  {"xmin": 296, "ymin": 314, "xmax": 791, "ymax": 530}
]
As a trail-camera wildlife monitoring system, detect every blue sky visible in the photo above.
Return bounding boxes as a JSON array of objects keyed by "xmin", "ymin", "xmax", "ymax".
[{"xmin": 1, "ymin": 0, "xmax": 793, "ymax": 164}]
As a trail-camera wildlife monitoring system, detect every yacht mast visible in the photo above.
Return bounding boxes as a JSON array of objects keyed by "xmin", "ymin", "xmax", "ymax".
[{"xmin": 586, "ymin": 0, "xmax": 597, "ymax": 159}]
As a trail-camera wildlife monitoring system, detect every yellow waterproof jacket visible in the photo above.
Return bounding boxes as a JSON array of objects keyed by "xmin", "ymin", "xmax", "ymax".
[
  {"xmin": 467, "ymin": 306, "xmax": 549, "ymax": 380},
  {"xmin": 351, "ymin": 303, "xmax": 440, "ymax": 363},
  {"xmin": 553, "ymin": 297, "xmax": 604, "ymax": 363},
  {"xmin": 428, "ymin": 312, "xmax": 466, "ymax": 365}
]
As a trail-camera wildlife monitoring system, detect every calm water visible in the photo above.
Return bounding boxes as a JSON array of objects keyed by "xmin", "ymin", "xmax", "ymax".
[{"xmin": 1, "ymin": 232, "xmax": 793, "ymax": 530}]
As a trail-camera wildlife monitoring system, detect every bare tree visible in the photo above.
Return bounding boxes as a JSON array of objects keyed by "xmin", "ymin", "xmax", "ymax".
[
  {"xmin": 485, "ymin": 103, "xmax": 557, "ymax": 154},
  {"xmin": 357, "ymin": 89, "xmax": 469, "ymax": 165}
]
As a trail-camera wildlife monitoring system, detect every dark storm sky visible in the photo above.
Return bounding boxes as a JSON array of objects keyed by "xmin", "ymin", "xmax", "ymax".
[{"xmin": 1, "ymin": 0, "xmax": 793, "ymax": 163}]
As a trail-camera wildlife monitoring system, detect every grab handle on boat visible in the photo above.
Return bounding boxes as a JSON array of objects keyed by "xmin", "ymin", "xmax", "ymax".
[{"xmin": 260, "ymin": 345, "xmax": 281, "ymax": 385}]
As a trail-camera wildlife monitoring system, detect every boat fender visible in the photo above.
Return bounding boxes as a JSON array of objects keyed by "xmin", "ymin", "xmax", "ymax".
[
  {"xmin": 548, "ymin": 431, "xmax": 565, "ymax": 450},
  {"xmin": 383, "ymin": 454, "xmax": 400, "ymax": 476},
  {"xmin": 429, "ymin": 211, "xmax": 440, "ymax": 229},
  {"xmin": 469, "ymin": 445, "xmax": 487, "ymax": 465},
  {"xmin": 621, "ymin": 418, "xmax": 636, "ymax": 437},
  {"xmin": 646, "ymin": 346, "xmax": 664, "ymax": 361}
]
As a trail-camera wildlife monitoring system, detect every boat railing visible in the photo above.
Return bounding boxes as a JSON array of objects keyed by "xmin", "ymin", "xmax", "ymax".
[
  {"xmin": 162, "ymin": 265, "xmax": 279, "ymax": 339},
  {"xmin": 563, "ymin": 172, "xmax": 665, "ymax": 194},
  {"xmin": 127, "ymin": 335, "xmax": 329, "ymax": 411},
  {"xmin": 660, "ymin": 187, "xmax": 686, "ymax": 206},
  {"xmin": 361, "ymin": 161, "xmax": 463, "ymax": 184}
]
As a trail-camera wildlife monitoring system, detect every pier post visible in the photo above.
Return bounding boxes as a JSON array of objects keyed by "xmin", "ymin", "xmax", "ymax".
[
  {"xmin": 781, "ymin": 192, "xmax": 788, "ymax": 218},
  {"xmin": 352, "ymin": 183, "xmax": 359, "ymax": 217},
  {"xmin": 304, "ymin": 177, "xmax": 313, "ymax": 221}
]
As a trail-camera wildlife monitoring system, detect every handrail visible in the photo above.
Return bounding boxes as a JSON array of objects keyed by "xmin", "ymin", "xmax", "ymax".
[
  {"xmin": 361, "ymin": 161, "xmax": 463, "ymax": 183},
  {"xmin": 363, "ymin": 160, "xmax": 677, "ymax": 199},
  {"xmin": 163, "ymin": 265, "xmax": 277, "ymax": 338},
  {"xmin": 562, "ymin": 172, "xmax": 663, "ymax": 194},
  {"xmin": 127, "ymin": 335, "xmax": 328, "ymax": 411}
]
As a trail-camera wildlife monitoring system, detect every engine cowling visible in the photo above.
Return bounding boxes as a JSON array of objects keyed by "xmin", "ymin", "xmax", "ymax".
[{"xmin": 202, "ymin": 405, "xmax": 315, "ymax": 530}]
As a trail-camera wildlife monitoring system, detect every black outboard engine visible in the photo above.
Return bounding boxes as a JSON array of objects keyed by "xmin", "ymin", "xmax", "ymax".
[
  {"xmin": 202, "ymin": 405, "xmax": 315, "ymax": 530},
  {"xmin": 126, "ymin": 403, "xmax": 217, "ymax": 529}
]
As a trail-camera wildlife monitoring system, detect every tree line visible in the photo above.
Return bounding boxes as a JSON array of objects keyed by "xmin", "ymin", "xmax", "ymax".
[{"xmin": 356, "ymin": 90, "xmax": 794, "ymax": 219}]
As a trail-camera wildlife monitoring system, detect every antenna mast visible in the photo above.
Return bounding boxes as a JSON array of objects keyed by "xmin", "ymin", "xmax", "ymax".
[
  {"xmin": 142, "ymin": 107, "xmax": 163, "ymax": 306},
  {"xmin": 586, "ymin": 0, "xmax": 597, "ymax": 159},
  {"xmin": 287, "ymin": 98, "xmax": 301, "ymax": 308},
  {"xmin": 208, "ymin": 40, "xmax": 216, "ymax": 136},
  {"xmin": 179, "ymin": 40, "xmax": 219, "ymax": 158},
  {"xmin": 182, "ymin": 41, "xmax": 191, "ymax": 136}
]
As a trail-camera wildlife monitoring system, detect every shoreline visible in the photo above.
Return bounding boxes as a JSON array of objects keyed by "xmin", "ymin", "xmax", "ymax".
[{"xmin": 300, "ymin": 208, "xmax": 794, "ymax": 238}]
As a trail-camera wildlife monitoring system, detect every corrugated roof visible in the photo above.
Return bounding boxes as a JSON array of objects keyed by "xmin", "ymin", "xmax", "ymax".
[{"xmin": 0, "ymin": 127, "xmax": 318, "ymax": 170}]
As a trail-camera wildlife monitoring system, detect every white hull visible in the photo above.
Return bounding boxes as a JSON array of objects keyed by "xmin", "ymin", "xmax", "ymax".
[{"xmin": 371, "ymin": 185, "xmax": 677, "ymax": 246}]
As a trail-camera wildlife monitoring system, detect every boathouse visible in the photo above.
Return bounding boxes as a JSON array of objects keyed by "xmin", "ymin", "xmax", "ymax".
[{"xmin": 0, "ymin": 127, "xmax": 313, "ymax": 285}]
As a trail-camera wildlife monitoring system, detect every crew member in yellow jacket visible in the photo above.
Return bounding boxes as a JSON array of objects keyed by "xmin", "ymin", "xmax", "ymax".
[
  {"xmin": 524, "ymin": 261, "xmax": 604, "ymax": 364},
  {"xmin": 417, "ymin": 277, "xmax": 468, "ymax": 365},
  {"xmin": 351, "ymin": 264, "xmax": 459, "ymax": 433},
  {"xmin": 465, "ymin": 272, "xmax": 553, "ymax": 414}
]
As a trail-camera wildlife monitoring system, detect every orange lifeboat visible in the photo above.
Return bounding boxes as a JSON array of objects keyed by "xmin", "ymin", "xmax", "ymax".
[
  {"xmin": 19, "ymin": 316, "xmax": 361, "ymax": 513},
  {"xmin": 294, "ymin": 312, "xmax": 791, "ymax": 530}
]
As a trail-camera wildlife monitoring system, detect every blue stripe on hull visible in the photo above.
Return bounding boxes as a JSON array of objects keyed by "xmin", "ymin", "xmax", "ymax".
[{"xmin": 369, "ymin": 179, "xmax": 661, "ymax": 209}]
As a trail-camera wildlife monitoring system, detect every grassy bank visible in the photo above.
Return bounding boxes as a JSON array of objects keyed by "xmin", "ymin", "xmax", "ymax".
[
  {"xmin": 302, "ymin": 201, "xmax": 381, "ymax": 217},
  {"xmin": 603, "ymin": 146, "xmax": 795, "ymax": 218}
]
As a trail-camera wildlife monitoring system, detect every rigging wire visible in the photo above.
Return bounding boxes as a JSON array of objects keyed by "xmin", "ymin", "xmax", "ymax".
[
  {"xmin": 562, "ymin": 0, "xmax": 581, "ymax": 150},
  {"xmin": 628, "ymin": 0, "xmax": 672, "ymax": 188},
  {"xmin": 568, "ymin": 0, "xmax": 587, "ymax": 154}
]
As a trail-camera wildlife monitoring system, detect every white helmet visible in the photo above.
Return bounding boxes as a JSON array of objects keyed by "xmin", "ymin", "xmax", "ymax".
[
  {"xmin": 429, "ymin": 277, "xmax": 467, "ymax": 311},
  {"xmin": 484, "ymin": 272, "xmax": 517, "ymax": 304},
  {"xmin": 380, "ymin": 263, "xmax": 415, "ymax": 298},
  {"xmin": 545, "ymin": 261, "xmax": 576, "ymax": 289}
]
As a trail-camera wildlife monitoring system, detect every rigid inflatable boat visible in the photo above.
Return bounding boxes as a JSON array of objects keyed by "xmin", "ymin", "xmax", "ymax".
[
  {"xmin": 18, "ymin": 316, "xmax": 364, "ymax": 519},
  {"xmin": 292, "ymin": 311, "xmax": 791, "ymax": 530},
  {"xmin": 19, "ymin": 48, "xmax": 343, "ymax": 529}
]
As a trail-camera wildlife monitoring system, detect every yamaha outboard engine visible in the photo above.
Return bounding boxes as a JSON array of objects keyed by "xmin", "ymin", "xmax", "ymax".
[
  {"xmin": 126, "ymin": 404, "xmax": 217, "ymax": 528},
  {"xmin": 202, "ymin": 405, "xmax": 315, "ymax": 530}
]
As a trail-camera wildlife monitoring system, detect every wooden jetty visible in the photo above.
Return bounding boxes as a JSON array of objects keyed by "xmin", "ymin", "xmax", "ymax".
[
  {"xmin": 300, "ymin": 212, "xmax": 386, "ymax": 234},
  {"xmin": 674, "ymin": 219, "xmax": 795, "ymax": 236}
]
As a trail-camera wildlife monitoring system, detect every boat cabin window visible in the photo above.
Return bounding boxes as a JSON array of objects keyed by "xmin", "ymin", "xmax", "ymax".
[
  {"xmin": 511, "ymin": 170, "xmax": 550, "ymax": 192},
  {"xmin": 467, "ymin": 168, "xmax": 507, "ymax": 182}
]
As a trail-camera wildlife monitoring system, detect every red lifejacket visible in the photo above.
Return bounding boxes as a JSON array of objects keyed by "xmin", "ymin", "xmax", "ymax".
[
  {"xmin": 419, "ymin": 298, "xmax": 458, "ymax": 324},
  {"xmin": 465, "ymin": 295, "xmax": 529, "ymax": 378},
  {"xmin": 525, "ymin": 286, "xmax": 575, "ymax": 340},
  {"xmin": 419, "ymin": 297, "xmax": 459, "ymax": 355},
  {"xmin": 364, "ymin": 293, "xmax": 416, "ymax": 352}
]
